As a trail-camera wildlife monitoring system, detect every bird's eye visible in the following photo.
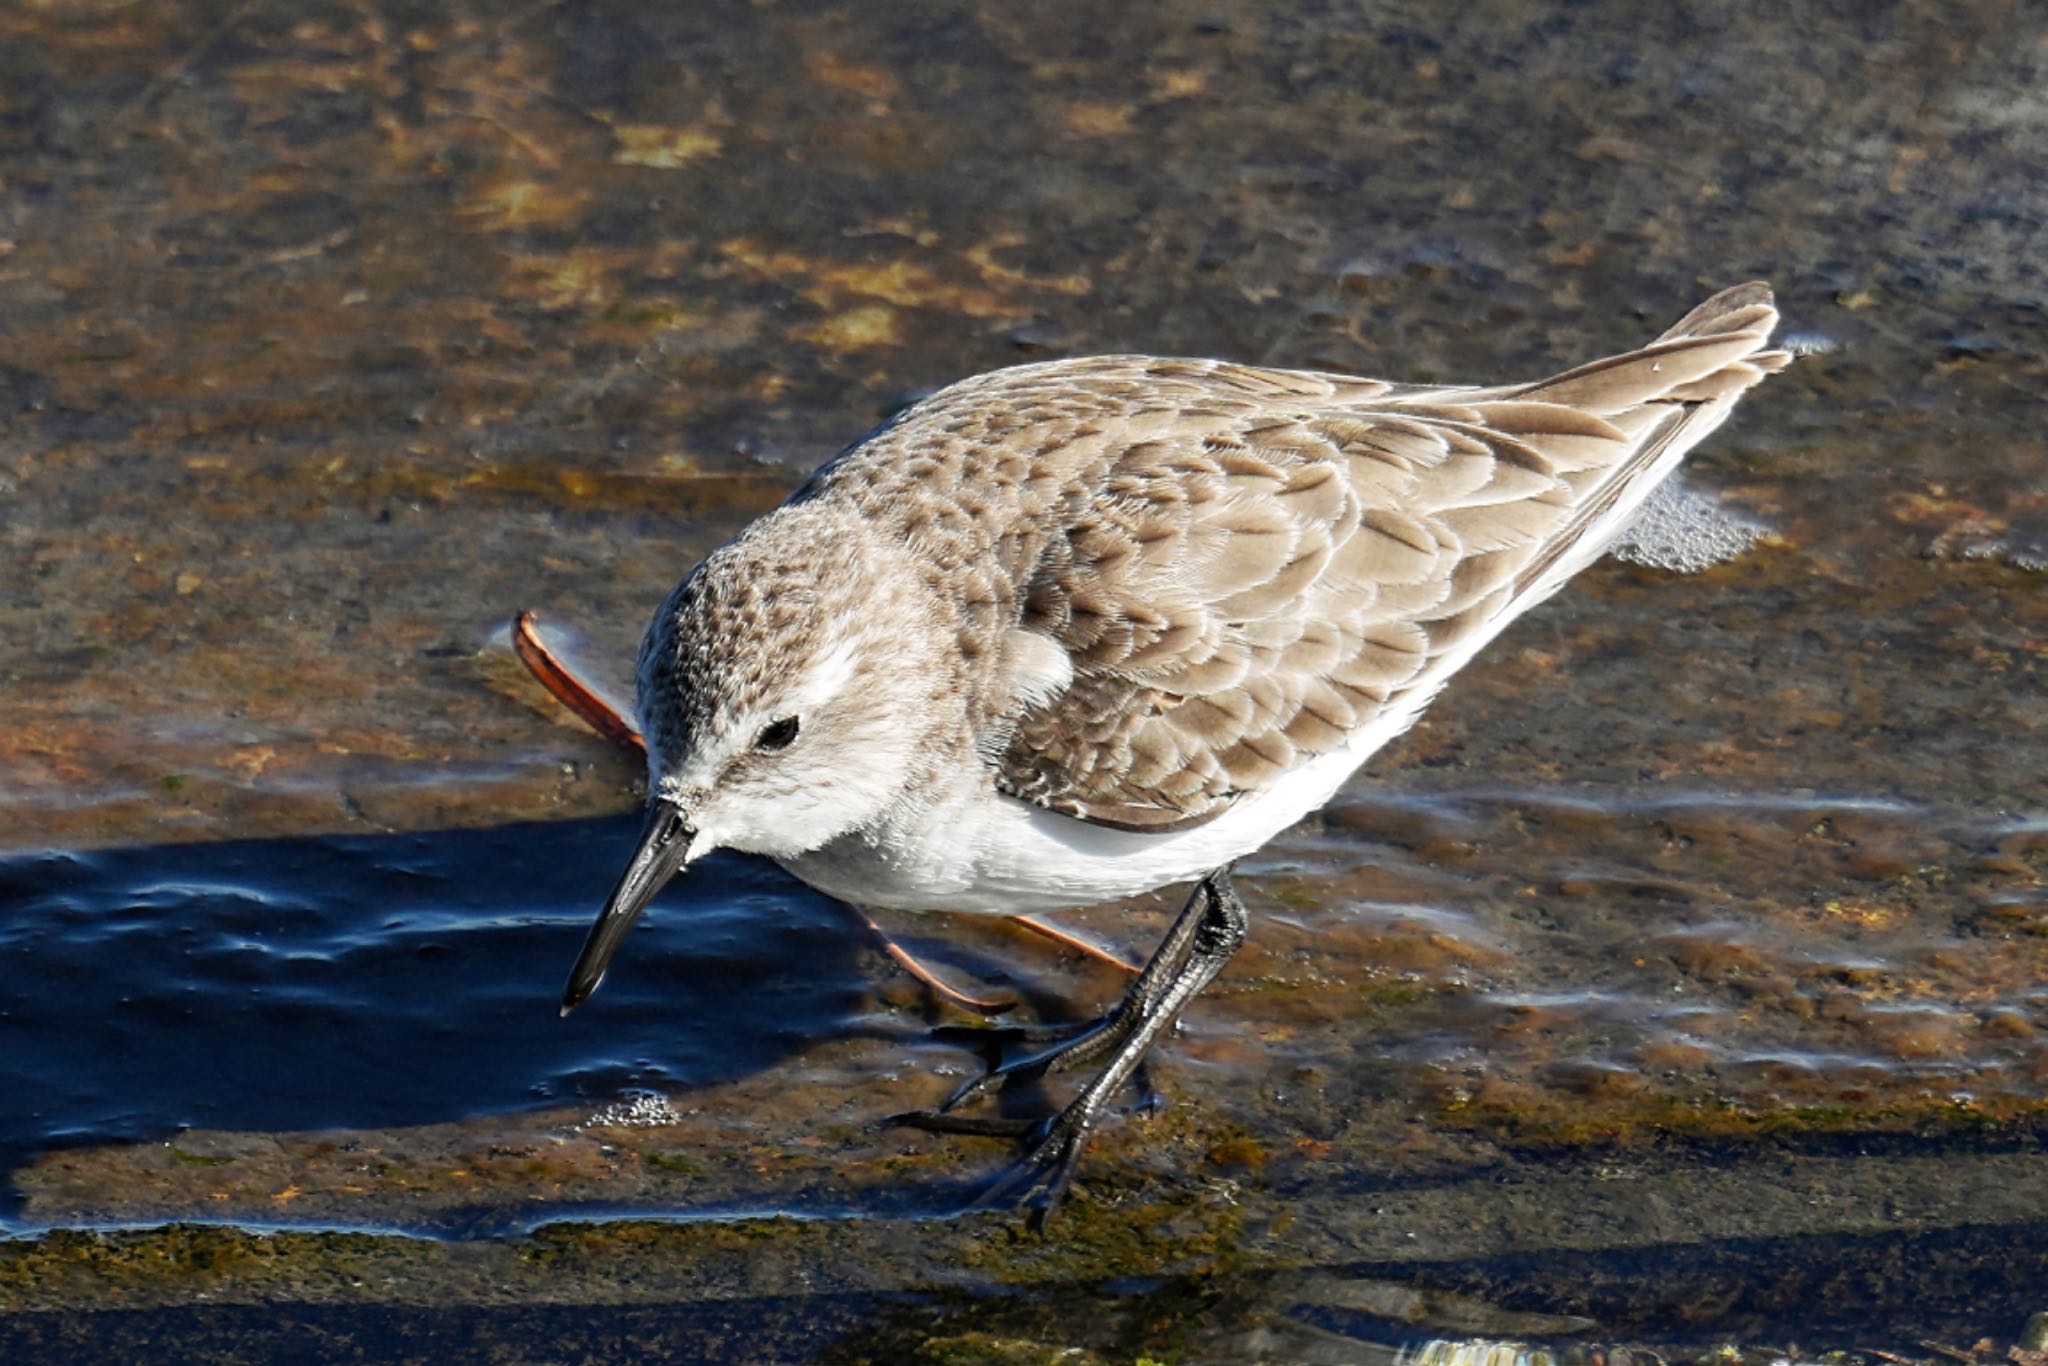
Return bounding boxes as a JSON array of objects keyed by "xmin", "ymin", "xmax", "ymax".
[{"xmin": 754, "ymin": 716, "xmax": 800, "ymax": 752}]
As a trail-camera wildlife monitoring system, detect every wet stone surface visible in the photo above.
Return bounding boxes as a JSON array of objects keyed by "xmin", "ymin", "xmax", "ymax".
[{"xmin": 1, "ymin": 0, "xmax": 2045, "ymax": 1359}]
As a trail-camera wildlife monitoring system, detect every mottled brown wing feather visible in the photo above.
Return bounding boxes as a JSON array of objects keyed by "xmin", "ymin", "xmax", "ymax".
[{"xmin": 996, "ymin": 285, "xmax": 1785, "ymax": 829}]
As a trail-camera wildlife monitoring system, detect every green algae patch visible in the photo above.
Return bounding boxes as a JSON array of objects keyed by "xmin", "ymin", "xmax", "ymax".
[
  {"xmin": 166, "ymin": 1147, "xmax": 233, "ymax": 1168},
  {"xmin": 0, "ymin": 1225, "xmax": 435, "ymax": 1312},
  {"xmin": 877, "ymin": 1331, "xmax": 1120, "ymax": 1366},
  {"xmin": 940, "ymin": 1189, "xmax": 1252, "ymax": 1292},
  {"xmin": 643, "ymin": 1151, "xmax": 708, "ymax": 1176},
  {"xmin": 10, "ymin": 1142, "xmax": 2048, "ymax": 1338},
  {"xmin": 1437, "ymin": 1083, "xmax": 2048, "ymax": 1149}
]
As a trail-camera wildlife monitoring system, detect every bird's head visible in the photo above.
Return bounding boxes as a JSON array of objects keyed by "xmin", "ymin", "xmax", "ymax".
[{"xmin": 561, "ymin": 504, "xmax": 952, "ymax": 1013}]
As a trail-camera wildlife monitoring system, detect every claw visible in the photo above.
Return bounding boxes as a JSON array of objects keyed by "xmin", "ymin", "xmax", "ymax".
[
  {"xmin": 890, "ymin": 1109, "xmax": 1042, "ymax": 1140},
  {"xmin": 893, "ymin": 1006, "xmax": 1138, "ymax": 1217},
  {"xmin": 973, "ymin": 1113, "xmax": 1090, "ymax": 1216},
  {"xmin": 911, "ymin": 1005, "xmax": 1138, "ymax": 1117},
  {"xmin": 891, "ymin": 1107, "xmax": 1090, "ymax": 1217},
  {"xmin": 897, "ymin": 868, "xmax": 1251, "ymax": 1217}
]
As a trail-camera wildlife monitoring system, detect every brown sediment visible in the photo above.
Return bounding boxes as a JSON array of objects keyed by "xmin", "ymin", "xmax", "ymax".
[{"xmin": 1, "ymin": 1, "xmax": 2041, "ymax": 857}]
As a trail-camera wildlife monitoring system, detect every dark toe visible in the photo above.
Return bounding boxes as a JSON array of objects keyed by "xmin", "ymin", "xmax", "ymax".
[
  {"xmin": 975, "ymin": 1118, "xmax": 1087, "ymax": 1215},
  {"xmin": 888, "ymin": 1109, "xmax": 1044, "ymax": 1139}
]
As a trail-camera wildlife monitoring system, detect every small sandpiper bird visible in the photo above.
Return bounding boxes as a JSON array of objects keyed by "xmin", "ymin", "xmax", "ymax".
[{"xmin": 560, "ymin": 283, "xmax": 1787, "ymax": 1209}]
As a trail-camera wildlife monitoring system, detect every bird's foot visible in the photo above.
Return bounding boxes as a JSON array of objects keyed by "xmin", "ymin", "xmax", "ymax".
[
  {"xmin": 926, "ymin": 1009, "xmax": 1131, "ymax": 1113},
  {"xmin": 891, "ymin": 1108, "xmax": 1040, "ymax": 1139},
  {"xmin": 894, "ymin": 1103, "xmax": 1094, "ymax": 1219},
  {"xmin": 894, "ymin": 867, "xmax": 1246, "ymax": 1218},
  {"xmin": 978, "ymin": 1106, "xmax": 1091, "ymax": 1217}
]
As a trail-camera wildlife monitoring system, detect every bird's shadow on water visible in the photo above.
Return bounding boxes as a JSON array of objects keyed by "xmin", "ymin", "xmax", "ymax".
[{"xmin": 0, "ymin": 815, "xmax": 877, "ymax": 1212}]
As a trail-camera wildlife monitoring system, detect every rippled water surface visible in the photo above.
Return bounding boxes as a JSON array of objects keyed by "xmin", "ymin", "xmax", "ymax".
[
  {"xmin": 1, "ymin": 0, "xmax": 2044, "ymax": 1358},
  {"xmin": 0, "ymin": 820, "xmax": 864, "ymax": 1175},
  {"xmin": 10, "ymin": 792, "xmax": 2037, "ymax": 1193}
]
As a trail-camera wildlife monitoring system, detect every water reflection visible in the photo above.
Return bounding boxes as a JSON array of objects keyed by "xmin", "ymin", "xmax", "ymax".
[{"xmin": 0, "ymin": 818, "xmax": 863, "ymax": 1176}]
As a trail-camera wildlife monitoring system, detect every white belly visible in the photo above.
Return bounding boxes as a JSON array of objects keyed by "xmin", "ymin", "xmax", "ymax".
[
  {"xmin": 778, "ymin": 682, "xmax": 1441, "ymax": 915},
  {"xmin": 775, "ymin": 781, "xmax": 1289, "ymax": 915}
]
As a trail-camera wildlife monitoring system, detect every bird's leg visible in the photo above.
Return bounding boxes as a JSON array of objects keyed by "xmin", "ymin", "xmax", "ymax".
[
  {"xmin": 511, "ymin": 611, "xmax": 647, "ymax": 758},
  {"xmin": 921, "ymin": 869, "xmax": 1221, "ymax": 1112},
  {"xmin": 1003, "ymin": 915, "xmax": 1143, "ymax": 976},
  {"xmin": 824, "ymin": 901, "xmax": 1018, "ymax": 1015},
  {"xmin": 899, "ymin": 865, "xmax": 1249, "ymax": 1212}
]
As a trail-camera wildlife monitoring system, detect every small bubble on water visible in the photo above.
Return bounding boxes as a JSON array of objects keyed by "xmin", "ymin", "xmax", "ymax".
[
  {"xmin": 581, "ymin": 1088, "xmax": 681, "ymax": 1128},
  {"xmin": 1609, "ymin": 479, "xmax": 1769, "ymax": 575},
  {"xmin": 1782, "ymin": 330, "xmax": 1840, "ymax": 356}
]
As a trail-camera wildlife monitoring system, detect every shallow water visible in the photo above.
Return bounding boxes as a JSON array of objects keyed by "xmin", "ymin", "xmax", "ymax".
[
  {"xmin": 1, "ymin": 0, "xmax": 2045, "ymax": 1357},
  {"xmin": 0, "ymin": 820, "xmax": 867, "ymax": 1179},
  {"xmin": 6, "ymin": 785, "xmax": 2041, "ymax": 1190}
]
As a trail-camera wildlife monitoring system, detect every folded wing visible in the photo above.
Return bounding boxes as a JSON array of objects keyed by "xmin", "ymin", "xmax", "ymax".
[{"xmin": 998, "ymin": 283, "xmax": 1787, "ymax": 829}]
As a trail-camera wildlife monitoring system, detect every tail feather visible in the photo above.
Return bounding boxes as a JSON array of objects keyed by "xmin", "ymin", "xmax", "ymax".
[
  {"xmin": 1516, "ymin": 283, "xmax": 1785, "ymax": 414},
  {"xmin": 1506, "ymin": 283, "xmax": 1787, "ymax": 599},
  {"xmin": 1655, "ymin": 280, "xmax": 1777, "ymax": 343}
]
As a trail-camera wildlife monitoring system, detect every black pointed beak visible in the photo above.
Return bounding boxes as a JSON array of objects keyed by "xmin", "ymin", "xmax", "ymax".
[{"xmin": 561, "ymin": 800, "xmax": 694, "ymax": 1016}]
